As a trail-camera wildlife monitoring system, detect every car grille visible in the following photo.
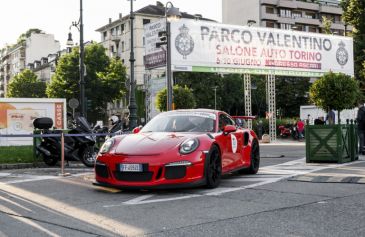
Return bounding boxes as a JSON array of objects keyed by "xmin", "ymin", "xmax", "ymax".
[
  {"xmin": 164, "ymin": 166, "xmax": 186, "ymax": 180},
  {"xmin": 113, "ymin": 171, "xmax": 153, "ymax": 182},
  {"xmin": 95, "ymin": 163, "xmax": 109, "ymax": 178}
]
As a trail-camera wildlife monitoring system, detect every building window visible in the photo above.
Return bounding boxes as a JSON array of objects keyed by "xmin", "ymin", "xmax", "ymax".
[
  {"xmin": 121, "ymin": 41, "xmax": 125, "ymax": 52},
  {"xmin": 111, "ymin": 45, "xmax": 115, "ymax": 53},
  {"xmin": 110, "ymin": 28, "xmax": 115, "ymax": 36},
  {"xmin": 143, "ymin": 19, "xmax": 151, "ymax": 25},
  {"xmin": 280, "ymin": 9, "xmax": 291, "ymax": 18},
  {"xmin": 304, "ymin": 11, "xmax": 316, "ymax": 19},
  {"xmin": 266, "ymin": 6, "xmax": 274, "ymax": 14},
  {"xmin": 266, "ymin": 21, "xmax": 275, "ymax": 28},
  {"xmin": 280, "ymin": 23, "xmax": 291, "ymax": 30},
  {"xmin": 308, "ymin": 26, "xmax": 317, "ymax": 33},
  {"xmin": 116, "ymin": 26, "xmax": 121, "ymax": 35},
  {"xmin": 103, "ymin": 31, "xmax": 107, "ymax": 41},
  {"xmin": 121, "ymin": 24, "xmax": 125, "ymax": 33},
  {"xmin": 292, "ymin": 11, "xmax": 302, "ymax": 19}
]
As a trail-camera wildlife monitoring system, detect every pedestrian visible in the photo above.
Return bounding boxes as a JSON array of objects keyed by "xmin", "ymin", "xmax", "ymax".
[
  {"xmin": 296, "ymin": 119, "xmax": 305, "ymax": 140},
  {"xmin": 326, "ymin": 108, "xmax": 335, "ymax": 125},
  {"xmin": 356, "ymin": 102, "xmax": 365, "ymax": 155}
]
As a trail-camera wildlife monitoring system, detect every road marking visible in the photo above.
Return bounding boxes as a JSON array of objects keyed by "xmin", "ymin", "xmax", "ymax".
[{"xmin": 113, "ymin": 158, "xmax": 362, "ymax": 205}]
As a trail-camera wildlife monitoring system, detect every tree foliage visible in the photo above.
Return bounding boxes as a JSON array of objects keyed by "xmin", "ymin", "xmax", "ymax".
[
  {"xmin": 174, "ymin": 72, "xmax": 224, "ymax": 109},
  {"xmin": 276, "ymin": 77, "xmax": 311, "ymax": 117},
  {"xmin": 321, "ymin": 16, "xmax": 333, "ymax": 34},
  {"xmin": 46, "ymin": 42, "xmax": 127, "ymax": 121},
  {"xmin": 7, "ymin": 69, "xmax": 46, "ymax": 98},
  {"xmin": 309, "ymin": 72, "xmax": 360, "ymax": 119},
  {"xmin": 341, "ymin": 0, "xmax": 365, "ymax": 85},
  {"xmin": 155, "ymin": 85, "xmax": 196, "ymax": 112}
]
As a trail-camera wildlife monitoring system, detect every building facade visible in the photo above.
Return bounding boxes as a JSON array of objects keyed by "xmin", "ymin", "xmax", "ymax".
[
  {"xmin": 223, "ymin": 0, "xmax": 349, "ymax": 35},
  {"xmin": 96, "ymin": 2, "xmax": 213, "ymax": 120},
  {"xmin": 0, "ymin": 33, "xmax": 60, "ymax": 97}
]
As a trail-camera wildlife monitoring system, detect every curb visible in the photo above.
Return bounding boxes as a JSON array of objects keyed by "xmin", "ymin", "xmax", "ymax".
[
  {"xmin": 0, "ymin": 162, "xmax": 88, "ymax": 170},
  {"xmin": 0, "ymin": 162, "xmax": 48, "ymax": 170}
]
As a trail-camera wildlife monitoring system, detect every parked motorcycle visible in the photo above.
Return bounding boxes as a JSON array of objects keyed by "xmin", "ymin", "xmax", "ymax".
[
  {"xmin": 33, "ymin": 117, "xmax": 98, "ymax": 167},
  {"xmin": 278, "ymin": 125, "xmax": 291, "ymax": 138}
]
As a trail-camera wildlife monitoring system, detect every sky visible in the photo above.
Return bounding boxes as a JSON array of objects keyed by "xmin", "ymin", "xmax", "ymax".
[{"xmin": 0, "ymin": 0, "xmax": 222, "ymax": 49}]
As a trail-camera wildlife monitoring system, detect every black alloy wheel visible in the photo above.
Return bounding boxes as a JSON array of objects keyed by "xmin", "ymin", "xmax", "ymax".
[{"xmin": 205, "ymin": 145, "xmax": 222, "ymax": 188}]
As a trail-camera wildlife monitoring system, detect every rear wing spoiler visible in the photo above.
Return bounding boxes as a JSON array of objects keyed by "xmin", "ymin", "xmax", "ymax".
[{"xmin": 231, "ymin": 116, "xmax": 256, "ymax": 120}]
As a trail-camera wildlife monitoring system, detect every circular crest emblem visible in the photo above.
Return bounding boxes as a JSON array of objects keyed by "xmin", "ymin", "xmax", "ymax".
[
  {"xmin": 336, "ymin": 41, "xmax": 349, "ymax": 67},
  {"xmin": 175, "ymin": 24, "xmax": 194, "ymax": 59}
]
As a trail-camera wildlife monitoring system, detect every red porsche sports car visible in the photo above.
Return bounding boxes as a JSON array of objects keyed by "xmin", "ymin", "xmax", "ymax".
[{"xmin": 93, "ymin": 109, "xmax": 260, "ymax": 189}]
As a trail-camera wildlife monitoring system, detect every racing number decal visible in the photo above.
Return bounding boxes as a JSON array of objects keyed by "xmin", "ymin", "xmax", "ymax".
[{"xmin": 231, "ymin": 134, "xmax": 238, "ymax": 153}]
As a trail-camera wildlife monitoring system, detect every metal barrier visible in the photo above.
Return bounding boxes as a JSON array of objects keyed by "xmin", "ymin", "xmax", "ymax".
[
  {"xmin": 0, "ymin": 131, "xmax": 127, "ymax": 175},
  {"xmin": 305, "ymin": 120, "xmax": 358, "ymax": 163}
]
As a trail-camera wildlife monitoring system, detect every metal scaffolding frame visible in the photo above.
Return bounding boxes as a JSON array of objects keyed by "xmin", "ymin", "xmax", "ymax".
[
  {"xmin": 243, "ymin": 74, "xmax": 252, "ymax": 129},
  {"xmin": 266, "ymin": 74, "xmax": 276, "ymax": 141}
]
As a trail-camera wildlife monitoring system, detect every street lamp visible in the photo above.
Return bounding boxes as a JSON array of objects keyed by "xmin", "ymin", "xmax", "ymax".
[
  {"xmin": 165, "ymin": 2, "xmax": 181, "ymax": 111},
  {"xmin": 67, "ymin": 0, "xmax": 86, "ymax": 118},
  {"xmin": 127, "ymin": 0, "xmax": 138, "ymax": 130}
]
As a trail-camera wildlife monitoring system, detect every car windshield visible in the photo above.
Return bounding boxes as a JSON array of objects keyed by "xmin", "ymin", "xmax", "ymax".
[{"xmin": 141, "ymin": 112, "xmax": 216, "ymax": 133}]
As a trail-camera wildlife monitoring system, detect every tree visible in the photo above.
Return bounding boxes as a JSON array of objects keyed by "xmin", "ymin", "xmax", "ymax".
[
  {"xmin": 276, "ymin": 77, "xmax": 311, "ymax": 117},
  {"xmin": 341, "ymin": 0, "xmax": 365, "ymax": 86},
  {"xmin": 174, "ymin": 72, "xmax": 224, "ymax": 109},
  {"xmin": 47, "ymin": 42, "xmax": 127, "ymax": 121},
  {"xmin": 321, "ymin": 16, "xmax": 333, "ymax": 34},
  {"xmin": 309, "ymin": 71, "xmax": 360, "ymax": 122},
  {"xmin": 155, "ymin": 85, "xmax": 196, "ymax": 111},
  {"xmin": 7, "ymin": 69, "xmax": 46, "ymax": 98}
]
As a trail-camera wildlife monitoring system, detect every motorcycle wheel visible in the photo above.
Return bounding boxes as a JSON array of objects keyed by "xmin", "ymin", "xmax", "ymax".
[
  {"xmin": 80, "ymin": 146, "xmax": 98, "ymax": 167},
  {"xmin": 42, "ymin": 154, "xmax": 58, "ymax": 166}
]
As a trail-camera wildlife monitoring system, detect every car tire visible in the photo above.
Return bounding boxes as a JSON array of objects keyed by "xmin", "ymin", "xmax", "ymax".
[
  {"xmin": 239, "ymin": 139, "xmax": 260, "ymax": 174},
  {"xmin": 205, "ymin": 145, "xmax": 222, "ymax": 189}
]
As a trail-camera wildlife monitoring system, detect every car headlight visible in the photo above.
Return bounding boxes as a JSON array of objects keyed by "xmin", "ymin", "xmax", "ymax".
[
  {"xmin": 179, "ymin": 138, "xmax": 199, "ymax": 155},
  {"xmin": 100, "ymin": 138, "xmax": 115, "ymax": 154}
]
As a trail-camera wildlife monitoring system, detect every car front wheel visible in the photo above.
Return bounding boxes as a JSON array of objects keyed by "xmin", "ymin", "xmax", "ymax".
[{"xmin": 205, "ymin": 145, "xmax": 222, "ymax": 188}]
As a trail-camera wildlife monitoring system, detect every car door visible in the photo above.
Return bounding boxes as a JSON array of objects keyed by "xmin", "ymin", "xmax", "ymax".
[{"xmin": 214, "ymin": 113, "xmax": 243, "ymax": 173}]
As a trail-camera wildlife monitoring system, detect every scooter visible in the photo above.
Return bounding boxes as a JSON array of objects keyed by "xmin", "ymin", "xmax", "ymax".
[
  {"xmin": 33, "ymin": 117, "xmax": 98, "ymax": 167},
  {"xmin": 278, "ymin": 125, "xmax": 291, "ymax": 138}
]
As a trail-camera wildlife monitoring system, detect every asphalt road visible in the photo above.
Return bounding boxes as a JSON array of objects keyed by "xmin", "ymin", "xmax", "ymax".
[{"xmin": 1, "ymin": 141, "xmax": 365, "ymax": 237}]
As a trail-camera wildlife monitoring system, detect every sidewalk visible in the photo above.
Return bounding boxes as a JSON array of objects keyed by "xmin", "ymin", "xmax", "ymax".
[
  {"xmin": 289, "ymin": 156, "xmax": 365, "ymax": 184},
  {"xmin": 260, "ymin": 138, "xmax": 306, "ymax": 146}
]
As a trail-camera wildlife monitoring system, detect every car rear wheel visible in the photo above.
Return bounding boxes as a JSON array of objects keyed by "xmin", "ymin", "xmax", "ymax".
[
  {"xmin": 205, "ymin": 145, "xmax": 222, "ymax": 188},
  {"xmin": 239, "ymin": 139, "xmax": 260, "ymax": 174}
]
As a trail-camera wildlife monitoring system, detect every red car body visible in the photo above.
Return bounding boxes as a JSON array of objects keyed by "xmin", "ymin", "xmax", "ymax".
[{"xmin": 93, "ymin": 109, "xmax": 260, "ymax": 189}]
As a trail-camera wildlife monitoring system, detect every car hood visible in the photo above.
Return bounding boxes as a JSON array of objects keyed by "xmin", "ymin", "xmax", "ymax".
[{"xmin": 115, "ymin": 132, "xmax": 196, "ymax": 155}]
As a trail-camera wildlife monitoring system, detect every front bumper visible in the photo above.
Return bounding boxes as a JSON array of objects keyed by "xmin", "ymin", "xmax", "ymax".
[{"xmin": 93, "ymin": 151, "xmax": 207, "ymax": 189}]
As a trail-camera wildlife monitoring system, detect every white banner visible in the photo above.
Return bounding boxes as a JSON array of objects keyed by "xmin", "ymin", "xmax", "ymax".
[
  {"xmin": 144, "ymin": 19, "xmax": 166, "ymax": 70},
  {"xmin": 170, "ymin": 19, "xmax": 354, "ymax": 77}
]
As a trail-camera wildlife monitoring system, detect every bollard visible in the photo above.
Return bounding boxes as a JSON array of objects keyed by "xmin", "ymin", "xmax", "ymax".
[{"xmin": 59, "ymin": 132, "xmax": 70, "ymax": 176}]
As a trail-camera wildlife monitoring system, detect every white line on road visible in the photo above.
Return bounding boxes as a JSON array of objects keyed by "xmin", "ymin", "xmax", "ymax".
[{"xmin": 113, "ymin": 158, "xmax": 365, "ymax": 205}]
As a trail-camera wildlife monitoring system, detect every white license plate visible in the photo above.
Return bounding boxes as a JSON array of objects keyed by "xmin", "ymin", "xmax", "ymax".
[{"xmin": 119, "ymin": 164, "xmax": 143, "ymax": 172}]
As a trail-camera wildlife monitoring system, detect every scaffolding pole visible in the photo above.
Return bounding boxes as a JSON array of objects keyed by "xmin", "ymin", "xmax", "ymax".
[
  {"xmin": 243, "ymin": 74, "xmax": 252, "ymax": 129},
  {"xmin": 267, "ymin": 74, "xmax": 276, "ymax": 141}
]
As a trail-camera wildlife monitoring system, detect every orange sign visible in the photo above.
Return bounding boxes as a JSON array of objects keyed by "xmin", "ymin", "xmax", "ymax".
[{"xmin": 54, "ymin": 103, "xmax": 64, "ymax": 129}]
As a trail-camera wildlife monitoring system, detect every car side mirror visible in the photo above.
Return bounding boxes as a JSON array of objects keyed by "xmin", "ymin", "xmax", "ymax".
[{"xmin": 223, "ymin": 125, "xmax": 236, "ymax": 135}]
